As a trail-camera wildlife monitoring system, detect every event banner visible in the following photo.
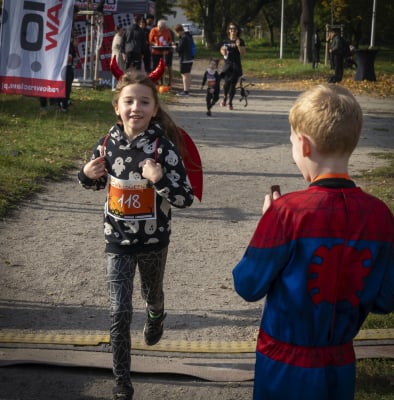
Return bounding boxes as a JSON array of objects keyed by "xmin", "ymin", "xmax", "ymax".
[
  {"xmin": 0, "ymin": 0, "xmax": 74, "ymax": 98},
  {"xmin": 75, "ymin": 0, "xmax": 117, "ymax": 12}
]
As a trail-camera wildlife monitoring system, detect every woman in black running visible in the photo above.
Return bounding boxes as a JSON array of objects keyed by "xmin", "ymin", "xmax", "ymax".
[{"xmin": 219, "ymin": 23, "xmax": 246, "ymax": 110}]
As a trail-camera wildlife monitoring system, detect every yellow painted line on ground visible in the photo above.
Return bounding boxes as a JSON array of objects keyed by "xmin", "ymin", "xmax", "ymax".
[{"xmin": 0, "ymin": 329, "xmax": 392, "ymax": 354}]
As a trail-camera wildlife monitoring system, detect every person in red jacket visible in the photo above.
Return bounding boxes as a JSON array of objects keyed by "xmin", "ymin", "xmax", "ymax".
[{"xmin": 148, "ymin": 19, "xmax": 174, "ymax": 86}]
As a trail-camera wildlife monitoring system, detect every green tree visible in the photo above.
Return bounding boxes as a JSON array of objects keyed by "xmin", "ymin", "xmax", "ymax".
[
  {"xmin": 179, "ymin": 0, "xmax": 276, "ymax": 49},
  {"xmin": 154, "ymin": 0, "xmax": 178, "ymax": 21},
  {"xmin": 176, "ymin": 0, "xmax": 393, "ymax": 56},
  {"xmin": 316, "ymin": 0, "xmax": 394, "ymax": 46}
]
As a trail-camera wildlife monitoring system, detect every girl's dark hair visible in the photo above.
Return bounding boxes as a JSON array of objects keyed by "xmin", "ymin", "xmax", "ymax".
[
  {"xmin": 112, "ymin": 70, "xmax": 186, "ymax": 155},
  {"xmin": 227, "ymin": 22, "xmax": 240, "ymax": 36}
]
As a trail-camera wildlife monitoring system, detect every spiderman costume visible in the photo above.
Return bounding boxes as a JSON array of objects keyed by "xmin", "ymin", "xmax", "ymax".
[{"xmin": 233, "ymin": 179, "xmax": 394, "ymax": 400}]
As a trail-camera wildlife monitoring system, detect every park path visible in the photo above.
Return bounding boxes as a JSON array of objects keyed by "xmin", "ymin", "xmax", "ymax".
[{"xmin": 0, "ymin": 59, "xmax": 393, "ymax": 399}]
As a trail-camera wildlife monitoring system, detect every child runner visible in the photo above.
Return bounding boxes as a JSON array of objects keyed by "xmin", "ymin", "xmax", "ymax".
[
  {"xmin": 233, "ymin": 84, "xmax": 394, "ymax": 400},
  {"xmin": 201, "ymin": 58, "xmax": 220, "ymax": 116},
  {"xmin": 78, "ymin": 71, "xmax": 194, "ymax": 400}
]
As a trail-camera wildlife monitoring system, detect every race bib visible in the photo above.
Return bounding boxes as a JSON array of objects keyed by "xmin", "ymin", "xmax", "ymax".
[{"xmin": 106, "ymin": 175, "xmax": 156, "ymax": 221}]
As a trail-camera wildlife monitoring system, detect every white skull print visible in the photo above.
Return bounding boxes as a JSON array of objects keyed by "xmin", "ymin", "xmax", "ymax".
[
  {"xmin": 165, "ymin": 149, "xmax": 179, "ymax": 166},
  {"xmin": 129, "ymin": 171, "xmax": 142, "ymax": 180},
  {"xmin": 144, "ymin": 220, "xmax": 157, "ymax": 235},
  {"xmin": 166, "ymin": 170, "xmax": 180, "ymax": 187},
  {"xmin": 143, "ymin": 141, "xmax": 156, "ymax": 155},
  {"xmin": 145, "ymin": 238, "xmax": 159, "ymax": 244},
  {"xmin": 104, "ymin": 222, "xmax": 113, "ymax": 235},
  {"xmin": 173, "ymin": 195, "xmax": 186, "ymax": 207},
  {"xmin": 124, "ymin": 220, "xmax": 140, "ymax": 234}
]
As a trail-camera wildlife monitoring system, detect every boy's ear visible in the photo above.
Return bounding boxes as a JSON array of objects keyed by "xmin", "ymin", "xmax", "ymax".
[{"xmin": 301, "ymin": 134, "xmax": 312, "ymax": 157}]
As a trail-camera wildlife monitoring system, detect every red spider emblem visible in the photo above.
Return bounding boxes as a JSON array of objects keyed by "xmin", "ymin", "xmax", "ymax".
[{"xmin": 307, "ymin": 244, "xmax": 372, "ymax": 307}]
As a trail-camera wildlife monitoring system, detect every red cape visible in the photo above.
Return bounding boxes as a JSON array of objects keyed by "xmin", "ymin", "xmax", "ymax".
[{"xmin": 179, "ymin": 128, "xmax": 203, "ymax": 202}]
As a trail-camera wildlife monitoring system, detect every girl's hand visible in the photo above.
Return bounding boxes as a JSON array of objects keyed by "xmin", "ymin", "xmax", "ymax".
[
  {"xmin": 83, "ymin": 157, "xmax": 107, "ymax": 180},
  {"xmin": 141, "ymin": 158, "xmax": 163, "ymax": 183}
]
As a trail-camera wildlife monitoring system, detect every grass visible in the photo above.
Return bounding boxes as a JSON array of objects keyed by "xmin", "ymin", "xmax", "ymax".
[
  {"xmin": 197, "ymin": 39, "xmax": 394, "ymax": 96},
  {"xmin": 356, "ymin": 359, "xmax": 394, "ymax": 399},
  {"xmin": 0, "ymin": 45, "xmax": 393, "ymax": 398},
  {"xmin": 0, "ymin": 88, "xmax": 114, "ymax": 215}
]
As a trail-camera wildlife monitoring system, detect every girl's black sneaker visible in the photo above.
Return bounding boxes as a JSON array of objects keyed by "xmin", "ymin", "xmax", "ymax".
[{"xmin": 143, "ymin": 311, "xmax": 167, "ymax": 346}]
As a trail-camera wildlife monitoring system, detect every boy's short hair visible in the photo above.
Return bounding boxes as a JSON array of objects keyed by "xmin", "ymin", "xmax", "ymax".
[{"xmin": 289, "ymin": 84, "xmax": 363, "ymax": 156}]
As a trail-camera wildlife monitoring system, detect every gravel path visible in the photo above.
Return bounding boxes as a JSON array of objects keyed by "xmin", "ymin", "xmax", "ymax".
[{"xmin": 0, "ymin": 59, "xmax": 393, "ymax": 399}]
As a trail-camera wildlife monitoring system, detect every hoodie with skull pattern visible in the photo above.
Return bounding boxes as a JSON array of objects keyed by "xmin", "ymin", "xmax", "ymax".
[{"xmin": 78, "ymin": 123, "xmax": 194, "ymax": 254}]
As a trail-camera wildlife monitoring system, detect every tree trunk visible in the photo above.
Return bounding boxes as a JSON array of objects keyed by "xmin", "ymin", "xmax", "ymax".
[
  {"xmin": 202, "ymin": 0, "xmax": 219, "ymax": 50},
  {"xmin": 299, "ymin": 0, "xmax": 317, "ymax": 63}
]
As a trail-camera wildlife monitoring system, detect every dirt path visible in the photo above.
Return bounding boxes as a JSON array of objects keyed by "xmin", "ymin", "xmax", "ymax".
[{"xmin": 0, "ymin": 60, "xmax": 393, "ymax": 399}]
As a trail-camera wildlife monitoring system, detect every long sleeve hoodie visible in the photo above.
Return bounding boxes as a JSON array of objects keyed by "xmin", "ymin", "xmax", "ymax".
[{"xmin": 78, "ymin": 123, "xmax": 194, "ymax": 254}]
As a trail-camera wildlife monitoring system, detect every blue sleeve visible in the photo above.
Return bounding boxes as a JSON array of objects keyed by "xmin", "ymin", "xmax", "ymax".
[
  {"xmin": 233, "ymin": 243, "xmax": 289, "ymax": 302},
  {"xmin": 371, "ymin": 244, "xmax": 394, "ymax": 313},
  {"xmin": 233, "ymin": 207, "xmax": 290, "ymax": 302}
]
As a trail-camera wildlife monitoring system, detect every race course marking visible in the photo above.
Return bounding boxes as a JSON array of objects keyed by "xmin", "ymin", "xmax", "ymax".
[{"xmin": 0, "ymin": 329, "xmax": 393, "ymax": 353}]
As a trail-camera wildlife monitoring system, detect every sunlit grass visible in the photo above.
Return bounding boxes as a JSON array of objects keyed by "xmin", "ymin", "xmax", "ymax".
[
  {"xmin": 0, "ymin": 88, "xmax": 114, "ymax": 217},
  {"xmin": 197, "ymin": 39, "xmax": 394, "ymax": 96}
]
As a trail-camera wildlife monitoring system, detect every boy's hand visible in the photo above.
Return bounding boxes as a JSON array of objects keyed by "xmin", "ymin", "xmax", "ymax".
[
  {"xmin": 83, "ymin": 157, "xmax": 107, "ymax": 180},
  {"xmin": 262, "ymin": 185, "xmax": 281, "ymax": 215}
]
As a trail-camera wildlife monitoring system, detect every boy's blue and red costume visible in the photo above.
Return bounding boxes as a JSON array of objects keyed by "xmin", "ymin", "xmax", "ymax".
[{"xmin": 233, "ymin": 179, "xmax": 394, "ymax": 400}]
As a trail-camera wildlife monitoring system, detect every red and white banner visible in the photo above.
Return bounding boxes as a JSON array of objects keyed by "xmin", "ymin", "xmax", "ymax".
[
  {"xmin": 0, "ymin": 0, "xmax": 74, "ymax": 98},
  {"xmin": 75, "ymin": 0, "xmax": 118, "ymax": 13}
]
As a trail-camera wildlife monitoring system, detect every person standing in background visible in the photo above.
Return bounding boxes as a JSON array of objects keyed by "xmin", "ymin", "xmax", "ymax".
[
  {"xmin": 328, "ymin": 28, "xmax": 345, "ymax": 83},
  {"xmin": 149, "ymin": 19, "xmax": 174, "ymax": 83},
  {"xmin": 163, "ymin": 27, "xmax": 176, "ymax": 87},
  {"xmin": 173, "ymin": 24, "xmax": 194, "ymax": 97},
  {"xmin": 312, "ymin": 28, "xmax": 321, "ymax": 69},
  {"xmin": 146, "ymin": 14, "xmax": 154, "ymax": 31},
  {"xmin": 56, "ymin": 5, "xmax": 79, "ymax": 112},
  {"xmin": 111, "ymin": 25, "xmax": 126, "ymax": 90},
  {"xmin": 219, "ymin": 23, "xmax": 245, "ymax": 110},
  {"xmin": 139, "ymin": 17, "xmax": 152, "ymax": 73},
  {"xmin": 121, "ymin": 15, "xmax": 145, "ymax": 71}
]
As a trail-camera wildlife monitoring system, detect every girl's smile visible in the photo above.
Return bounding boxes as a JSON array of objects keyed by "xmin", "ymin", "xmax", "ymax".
[{"xmin": 114, "ymin": 83, "xmax": 158, "ymax": 139}]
